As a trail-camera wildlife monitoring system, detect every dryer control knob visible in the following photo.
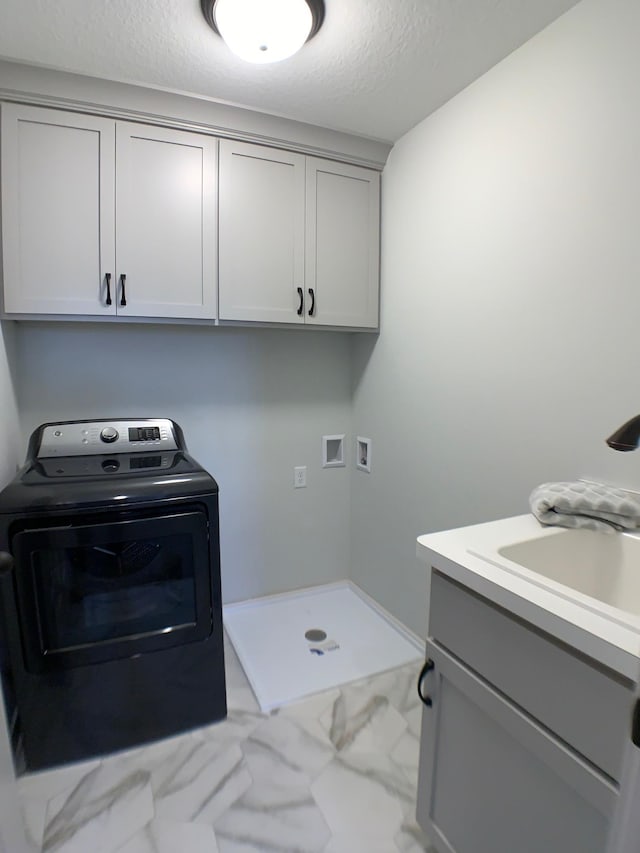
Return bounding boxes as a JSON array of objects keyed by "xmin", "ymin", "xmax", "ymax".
[{"xmin": 100, "ymin": 426, "xmax": 119, "ymax": 444}]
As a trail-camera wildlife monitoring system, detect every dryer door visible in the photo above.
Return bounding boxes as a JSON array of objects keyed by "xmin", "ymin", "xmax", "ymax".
[{"xmin": 11, "ymin": 508, "xmax": 213, "ymax": 671}]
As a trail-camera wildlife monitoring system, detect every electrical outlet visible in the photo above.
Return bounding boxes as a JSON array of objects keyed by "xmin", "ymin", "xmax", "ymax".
[{"xmin": 294, "ymin": 466, "xmax": 307, "ymax": 488}]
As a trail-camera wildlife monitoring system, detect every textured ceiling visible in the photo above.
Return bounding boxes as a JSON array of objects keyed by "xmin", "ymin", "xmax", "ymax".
[{"xmin": 0, "ymin": 0, "xmax": 580, "ymax": 142}]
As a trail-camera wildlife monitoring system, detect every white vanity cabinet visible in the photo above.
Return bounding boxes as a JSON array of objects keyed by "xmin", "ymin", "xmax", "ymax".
[
  {"xmin": 417, "ymin": 571, "xmax": 633, "ymax": 853},
  {"xmin": 218, "ymin": 139, "xmax": 380, "ymax": 329},
  {"xmin": 1, "ymin": 104, "xmax": 217, "ymax": 319}
]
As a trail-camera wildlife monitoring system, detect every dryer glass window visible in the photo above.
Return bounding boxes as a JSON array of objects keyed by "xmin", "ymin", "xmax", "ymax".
[
  {"xmin": 32, "ymin": 533, "xmax": 197, "ymax": 650},
  {"xmin": 13, "ymin": 509, "xmax": 213, "ymax": 670}
]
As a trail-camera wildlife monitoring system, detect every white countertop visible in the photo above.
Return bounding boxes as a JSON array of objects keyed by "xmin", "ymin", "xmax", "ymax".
[{"xmin": 417, "ymin": 514, "xmax": 640, "ymax": 682}]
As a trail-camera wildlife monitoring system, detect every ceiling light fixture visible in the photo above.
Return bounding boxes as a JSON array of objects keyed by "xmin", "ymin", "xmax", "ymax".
[{"xmin": 201, "ymin": 0, "xmax": 324, "ymax": 64}]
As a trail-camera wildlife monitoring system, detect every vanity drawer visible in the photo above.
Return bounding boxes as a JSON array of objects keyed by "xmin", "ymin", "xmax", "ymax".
[{"xmin": 429, "ymin": 571, "xmax": 633, "ymax": 781}]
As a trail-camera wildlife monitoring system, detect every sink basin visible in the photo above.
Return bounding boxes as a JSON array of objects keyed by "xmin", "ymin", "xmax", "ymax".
[{"xmin": 470, "ymin": 527, "xmax": 640, "ymax": 627}]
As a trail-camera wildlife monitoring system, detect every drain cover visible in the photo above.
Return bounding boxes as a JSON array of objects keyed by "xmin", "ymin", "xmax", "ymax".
[{"xmin": 305, "ymin": 628, "xmax": 327, "ymax": 643}]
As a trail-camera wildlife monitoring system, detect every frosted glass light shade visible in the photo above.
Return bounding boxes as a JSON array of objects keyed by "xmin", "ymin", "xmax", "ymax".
[{"xmin": 214, "ymin": 0, "xmax": 314, "ymax": 64}]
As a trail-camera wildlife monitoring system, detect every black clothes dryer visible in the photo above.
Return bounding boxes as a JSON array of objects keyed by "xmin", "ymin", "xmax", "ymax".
[{"xmin": 0, "ymin": 418, "xmax": 226, "ymax": 771}]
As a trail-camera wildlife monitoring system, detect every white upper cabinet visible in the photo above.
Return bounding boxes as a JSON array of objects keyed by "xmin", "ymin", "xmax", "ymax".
[
  {"xmin": 1, "ymin": 105, "xmax": 217, "ymax": 319},
  {"xmin": 218, "ymin": 140, "xmax": 305, "ymax": 324},
  {"xmin": 305, "ymin": 159, "xmax": 380, "ymax": 329},
  {"xmin": 115, "ymin": 123, "xmax": 217, "ymax": 320},
  {"xmin": 1, "ymin": 104, "xmax": 115, "ymax": 315},
  {"xmin": 218, "ymin": 140, "xmax": 380, "ymax": 329},
  {"xmin": 2, "ymin": 104, "xmax": 379, "ymax": 329}
]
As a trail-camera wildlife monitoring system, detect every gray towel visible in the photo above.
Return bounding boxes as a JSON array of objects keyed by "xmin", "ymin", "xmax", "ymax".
[{"xmin": 529, "ymin": 481, "xmax": 640, "ymax": 533}]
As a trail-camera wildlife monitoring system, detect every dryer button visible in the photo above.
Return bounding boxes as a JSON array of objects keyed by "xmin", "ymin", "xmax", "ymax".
[{"xmin": 100, "ymin": 427, "xmax": 119, "ymax": 444}]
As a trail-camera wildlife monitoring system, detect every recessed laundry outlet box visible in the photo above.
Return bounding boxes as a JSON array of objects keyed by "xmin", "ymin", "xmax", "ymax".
[
  {"xmin": 322, "ymin": 434, "xmax": 345, "ymax": 468},
  {"xmin": 356, "ymin": 436, "xmax": 371, "ymax": 472}
]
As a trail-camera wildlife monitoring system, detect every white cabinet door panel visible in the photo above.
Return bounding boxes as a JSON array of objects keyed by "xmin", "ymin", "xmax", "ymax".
[
  {"xmin": 418, "ymin": 642, "xmax": 615, "ymax": 853},
  {"xmin": 115, "ymin": 123, "xmax": 217, "ymax": 319},
  {"xmin": 1, "ymin": 104, "xmax": 115, "ymax": 315},
  {"xmin": 218, "ymin": 140, "xmax": 305, "ymax": 323},
  {"xmin": 306, "ymin": 159, "xmax": 379, "ymax": 328}
]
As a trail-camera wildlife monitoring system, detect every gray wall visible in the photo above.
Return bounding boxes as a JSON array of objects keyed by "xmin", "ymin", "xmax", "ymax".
[
  {"xmin": 15, "ymin": 322, "xmax": 352, "ymax": 604},
  {"xmin": 0, "ymin": 320, "xmax": 29, "ymax": 852},
  {"xmin": 351, "ymin": 0, "xmax": 640, "ymax": 636}
]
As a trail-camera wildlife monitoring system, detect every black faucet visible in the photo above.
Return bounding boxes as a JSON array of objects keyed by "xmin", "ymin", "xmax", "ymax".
[{"xmin": 606, "ymin": 415, "xmax": 640, "ymax": 451}]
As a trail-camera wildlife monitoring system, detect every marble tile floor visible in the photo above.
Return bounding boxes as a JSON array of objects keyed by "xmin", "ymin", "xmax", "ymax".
[{"xmin": 17, "ymin": 631, "xmax": 437, "ymax": 853}]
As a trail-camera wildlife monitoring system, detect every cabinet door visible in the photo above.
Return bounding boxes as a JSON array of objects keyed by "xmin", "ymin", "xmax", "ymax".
[
  {"xmin": 115, "ymin": 123, "xmax": 217, "ymax": 320},
  {"xmin": 218, "ymin": 140, "xmax": 305, "ymax": 324},
  {"xmin": 1, "ymin": 104, "xmax": 116, "ymax": 315},
  {"xmin": 305, "ymin": 159, "xmax": 380, "ymax": 329},
  {"xmin": 417, "ymin": 642, "xmax": 616, "ymax": 853}
]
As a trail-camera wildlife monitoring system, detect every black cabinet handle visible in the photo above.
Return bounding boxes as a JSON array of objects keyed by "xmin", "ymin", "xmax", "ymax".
[
  {"xmin": 308, "ymin": 287, "xmax": 315, "ymax": 316},
  {"xmin": 120, "ymin": 274, "xmax": 127, "ymax": 307},
  {"xmin": 105, "ymin": 272, "xmax": 112, "ymax": 306},
  {"xmin": 297, "ymin": 287, "xmax": 304, "ymax": 316},
  {"xmin": 0, "ymin": 552, "xmax": 14, "ymax": 579},
  {"xmin": 417, "ymin": 658, "xmax": 435, "ymax": 707}
]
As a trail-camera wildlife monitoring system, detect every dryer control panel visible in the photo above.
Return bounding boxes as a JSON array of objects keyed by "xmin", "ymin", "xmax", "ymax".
[{"xmin": 36, "ymin": 419, "xmax": 179, "ymax": 457}]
